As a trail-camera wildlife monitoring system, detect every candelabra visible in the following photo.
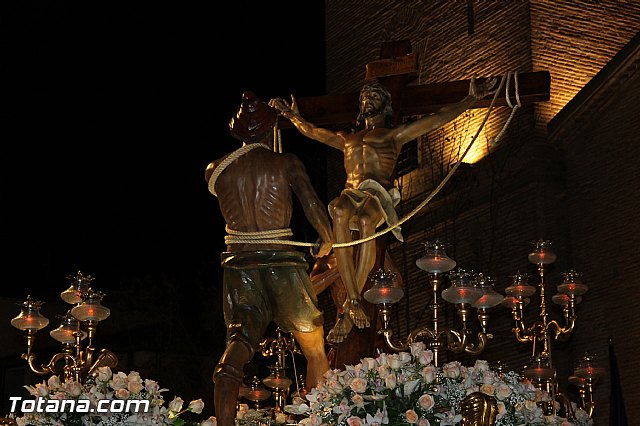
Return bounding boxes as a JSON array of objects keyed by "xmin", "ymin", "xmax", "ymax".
[
  {"xmin": 258, "ymin": 328, "xmax": 302, "ymax": 412},
  {"xmin": 10, "ymin": 271, "xmax": 118, "ymax": 384},
  {"xmin": 365, "ymin": 240, "xmax": 503, "ymax": 367},
  {"xmin": 503, "ymin": 240, "xmax": 600, "ymax": 418}
]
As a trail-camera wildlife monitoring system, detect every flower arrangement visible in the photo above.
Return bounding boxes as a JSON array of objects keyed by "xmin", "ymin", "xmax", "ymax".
[
  {"xmin": 13, "ymin": 367, "xmax": 216, "ymax": 426},
  {"xmin": 293, "ymin": 343, "xmax": 593, "ymax": 426}
]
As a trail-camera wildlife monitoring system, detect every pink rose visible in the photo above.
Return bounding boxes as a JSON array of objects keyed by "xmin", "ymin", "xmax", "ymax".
[
  {"xmin": 495, "ymin": 383, "xmax": 512, "ymax": 400},
  {"xmin": 349, "ymin": 377, "xmax": 367, "ymax": 394},
  {"xmin": 346, "ymin": 416, "xmax": 364, "ymax": 426},
  {"xmin": 418, "ymin": 419, "xmax": 431, "ymax": 426},
  {"xmin": 351, "ymin": 394, "xmax": 365, "ymax": 408},
  {"xmin": 115, "ymin": 388, "xmax": 130, "ymax": 399},
  {"xmin": 405, "ymin": 409, "xmax": 419, "ymax": 424},
  {"xmin": 421, "ymin": 365, "xmax": 437, "ymax": 383},
  {"xmin": 418, "ymin": 393, "xmax": 435, "ymax": 410},
  {"xmin": 480, "ymin": 384, "xmax": 495, "ymax": 396}
]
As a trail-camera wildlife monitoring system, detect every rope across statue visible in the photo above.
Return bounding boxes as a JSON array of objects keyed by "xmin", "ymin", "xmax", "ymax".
[{"xmin": 269, "ymin": 75, "xmax": 496, "ymax": 344}]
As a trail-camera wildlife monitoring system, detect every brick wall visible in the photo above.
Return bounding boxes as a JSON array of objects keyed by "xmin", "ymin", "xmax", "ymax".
[
  {"xmin": 531, "ymin": 0, "xmax": 640, "ymax": 125},
  {"xmin": 552, "ymin": 67, "xmax": 640, "ymax": 425}
]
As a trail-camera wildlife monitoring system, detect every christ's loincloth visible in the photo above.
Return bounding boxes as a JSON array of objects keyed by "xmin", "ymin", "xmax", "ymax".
[{"xmin": 328, "ymin": 178, "xmax": 403, "ymax": 242}]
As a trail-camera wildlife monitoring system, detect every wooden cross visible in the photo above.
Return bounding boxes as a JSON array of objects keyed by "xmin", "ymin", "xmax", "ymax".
[
  {"xmin": 298, "ymin": 40, "xmax": 551, "ymax": 369},
  {"xmin": 279, "ymin": 41, "xmax": 550, "ymax": 129}
]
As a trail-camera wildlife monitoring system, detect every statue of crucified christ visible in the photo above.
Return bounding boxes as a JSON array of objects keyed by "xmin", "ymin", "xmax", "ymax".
[{"xmin": 270, "ymin": 76, "xmax": 495, "ymax": 343}]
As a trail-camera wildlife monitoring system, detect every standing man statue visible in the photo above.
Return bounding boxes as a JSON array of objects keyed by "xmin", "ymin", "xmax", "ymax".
[
  {"xmin": 270, "ymin": 76, "xmax": 495, "ymax": 343},
  {"xmin": 206, "ymin": 91, "xmax": 333, "ymax": 426}
]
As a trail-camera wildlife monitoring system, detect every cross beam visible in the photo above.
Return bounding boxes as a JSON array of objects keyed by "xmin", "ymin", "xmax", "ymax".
[{"xmin": 279, "ymin": 70, "xmax": 550, "ymax": 128}]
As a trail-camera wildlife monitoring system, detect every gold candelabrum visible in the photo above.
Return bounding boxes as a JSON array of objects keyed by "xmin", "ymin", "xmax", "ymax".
[
  {"xmin": 10, "ymin": 271, "xmax": 118, "ymax": 384},
  {"xmin": 365, "ymin": 240, "xmax": 504, "ymax": 367},
  {"xmin": 259, "ymin": 328, "xmax": 298, "ymax": 413},
  {"xmin": 502, "ymin": 240, "xmax": 601, "ymax": 419}
]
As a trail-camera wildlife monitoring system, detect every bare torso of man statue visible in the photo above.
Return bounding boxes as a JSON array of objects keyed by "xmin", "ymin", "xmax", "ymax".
[
  {"xmin": 207, "ymin": 91, "xmax": 333, "ymax": 426},
  {"xmin": 271, "ymin": 77, "xmax": 494, "ymax": 343}
]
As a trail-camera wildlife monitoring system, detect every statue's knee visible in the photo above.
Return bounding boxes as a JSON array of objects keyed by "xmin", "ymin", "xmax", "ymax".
[{"xmin": 213, "ymin": 362, "xmax": 244, "ymax": 384}]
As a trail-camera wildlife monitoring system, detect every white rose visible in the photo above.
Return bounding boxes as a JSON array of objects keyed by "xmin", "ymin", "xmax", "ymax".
[
  {"xmin": 442, "ymin": 361, "xmax": 461, "ymax": 378},
  {"xmin": 385, "ymin": 373, "xmax": 396, "ymax": 389},
  {"xmin": 188, "ymin": 399, "xmax": 205, "ymax": 414},
  {"xmin": 377, "ymin": 365, "xmax": 390, "ymax": 379},
  {"xmin": 482, "ymin": 370, "xmax": 496, "ymax": 384},
  {"xmin": 97, "ymin": 366, "xmax": 112, "ymax": 382},
  {"xmin": 128, "ymin": 379, "xmax": 145, "ymax": 394},
  {"xmin": 362, "ymin": 357, "xmax": 377, "ymax": 370},
  {"xmin": 398, "ymin": 352, "xmax": 412, "ymax": 364},
  {"xmin": 110, "ymin": 372, "xmax": 127, "ymax": 390},
  {"xmin": 47, "ymin": 376, "xmax": 61, "ymax": 391},
  {"xmin": 201, "ymin": 416, "xmax": 217, "ymax": 426},
  {"xmin": 409, "ymin": 342, "xmax": 426, "ymax": 358},
  {"xmin": 275, "ymin": 412, "xmax": 287, "ymax": 424},
  {"xmin": 144, "ymin": 379, "xmax": 160, "ymax": 393},
  {"xmin": 418, "ymin": 350, "xmax": 434, "ymax": 366},
  {"xmin": 474, "ymin": 360, "xmax": 490, "ymax": 372},
  {"xmin": 169, "ymin": 396, "xmax": 184, "ymax": 413},
  {"xmin": 388, "ymin": 355, "xmax": 402, "ymax": 370},
  {"xmin": 421, "ymin": 365, "xmax": 437, "ymax": 383},
  {"xmin": 64, "ymin": 381, "xmax": 82, "ymax": 397},
  {"xmin": 497, "ymin": 402, "xmax": 507, "ymax": 419}
]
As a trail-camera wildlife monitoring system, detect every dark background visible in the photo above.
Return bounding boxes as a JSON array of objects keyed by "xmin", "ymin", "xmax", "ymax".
[
  {"xmin": 1, "ymin": 0, "xmax": 327, "ymax": 417},
  {"xmin": 1, "ymin": 1, "xmax": 327, "ymax": 297}
]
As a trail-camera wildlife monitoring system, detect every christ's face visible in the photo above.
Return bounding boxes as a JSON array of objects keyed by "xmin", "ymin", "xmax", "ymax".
[{"xmin": 359, "ymin": 89, "xmax": 385, "ymax": 119}]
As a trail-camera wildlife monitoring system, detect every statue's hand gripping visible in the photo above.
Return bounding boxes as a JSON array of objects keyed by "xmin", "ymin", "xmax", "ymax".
[{"xmin": 269, "ymin": 95, "xmax": 300, "ymax": 120}]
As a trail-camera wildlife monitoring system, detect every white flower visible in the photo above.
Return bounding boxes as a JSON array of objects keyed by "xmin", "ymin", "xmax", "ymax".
[
  {"xmin": 495, "ymin": 383, "xmax": 512, "ymax": 400},
  {"xmin": 442, "ymin": 361, "xmax": 462, "ymax": 378},
  {"xmin": 47, "ymin": 375, "xmax": 62, "ymax": 390},
  {"xmin": 418, "ymin": 349, "xmax": 434, "ymax": 366},
  {"xmin": 145, "ymin": 378, "xmax": 160, "ymax": 393},
  {"xmin": 362, "ymin": 357, "xmax": 377, "ymax": 370},
  {"xmin": 422, "ymin": 365, "xmax": 437, "ymax": 383},
  {"xmin": 384, "ymin": 372, "xmax": 396, "ymax": 389},
  {"xmin": 110, "ymin": 371, "xmax": 128, "ymax": 390},
  {"xmin": 275, "ymin": 411, "xmax": 288, "ymax": 424},
  {"xmin": 350, "ymin": 377, "xmax": 368, "ymax": 393},
  {"xmin": 97, "ymin": 366, "xmax": 112, "ymax": 382},
  {"xmin": 168, "ymin": 396, "xmax": 184, "ymax": 413},
  {"xmin": 63, "ymin": 380, "xmax": 82, "ymax": 397},
  {"xmin": 474, "ymin": 359, "xmax": 490, "ymax": 372},
  {"xmin": 188, "ymin": 398, "xmax": 205, "ymax": 414}
]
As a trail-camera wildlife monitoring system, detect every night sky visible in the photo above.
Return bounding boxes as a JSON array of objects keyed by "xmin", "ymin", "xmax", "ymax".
[{"xmin": 2, "ymin": 2, "xmax": 327, "ymax": 301}]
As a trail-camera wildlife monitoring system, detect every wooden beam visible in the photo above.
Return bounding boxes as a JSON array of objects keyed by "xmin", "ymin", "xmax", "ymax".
[{"xmin": 279, "ymin": 70, "xmax": 550, "ymax": 129}]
